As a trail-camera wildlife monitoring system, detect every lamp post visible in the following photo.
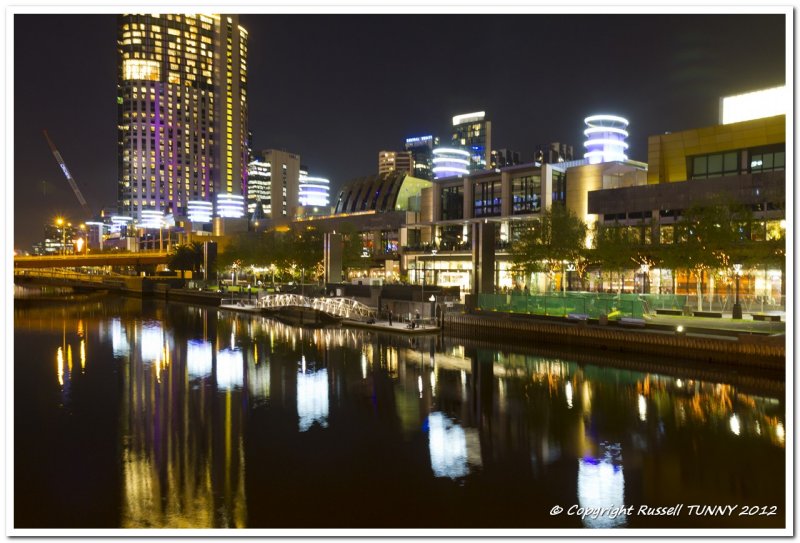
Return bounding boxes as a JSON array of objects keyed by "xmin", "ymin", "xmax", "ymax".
[
  {"xmin": 565, "ymin": 262, "xmax": 576, "ymax": 292},
  {"xmin": 55, "ymin": 217, "xmax": 65, "ymax": 255},
  {"xmin": 732, "ymin": 264, "xmax": 743, "ymax": 319},
  {"xmin": 639, "ymin": 263, "xmax": 650, "ymax": 294}
]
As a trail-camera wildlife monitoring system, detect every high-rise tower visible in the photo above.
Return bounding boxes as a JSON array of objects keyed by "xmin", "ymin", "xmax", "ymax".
[
  {"xmin": 117, "ymin": 14, "xmax": 248, "ymax": 222},
  {"xmin": 451, "ymin": 111, "xmax": 491, "ymax": 172}
]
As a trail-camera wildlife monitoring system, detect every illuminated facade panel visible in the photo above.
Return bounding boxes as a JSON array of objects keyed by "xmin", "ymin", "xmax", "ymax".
[
  {"xmin": 721, "ymin": 85, "xmax": 787, "ymax": 125},
  {"xmin": 117, "ymin": 14, "xmax": 248, "ymax": 222}
]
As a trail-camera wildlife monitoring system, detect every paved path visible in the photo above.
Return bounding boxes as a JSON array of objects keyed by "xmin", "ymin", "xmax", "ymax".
[{"xmin": 645, "ymin": 313, "xmax": 784, "ymax": 335}]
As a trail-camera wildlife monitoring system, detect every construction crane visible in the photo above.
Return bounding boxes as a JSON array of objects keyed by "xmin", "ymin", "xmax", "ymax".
[{"xmin": 43, "ymin": 129, "xmax": 91, "ymax": 215}]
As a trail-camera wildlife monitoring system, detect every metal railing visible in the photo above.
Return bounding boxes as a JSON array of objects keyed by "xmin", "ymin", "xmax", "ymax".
[{"xmin": 258, "ymin": 294, "xmax": 377, "ymax": 320}]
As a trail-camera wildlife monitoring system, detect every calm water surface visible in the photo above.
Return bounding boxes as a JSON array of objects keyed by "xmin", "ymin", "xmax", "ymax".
[{"xmin": 14, "ymin": 294, "xmax": 785, "ymax": 529}]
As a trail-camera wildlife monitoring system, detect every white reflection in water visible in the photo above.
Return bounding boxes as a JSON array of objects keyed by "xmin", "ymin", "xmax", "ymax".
[
  {"xmin": 187, "ymin": 339, "xmax": 212, "ymax": 379},
  {"xmin": 577, "ymin": 442, "xmax": 625, "ymax": 528},
  {"xmin": 216, "ymin": 348, "xmax": 244, "ymax": 390},
  {"xmin": 248, "ymin": 358, "xmax": 270, "ymax": 402},
  {"xmin": 427, "ymin": 412, "xmax": 482, "ymax": 479},
  {"xmin": 297, "ymin": 368, "xmax": 329, "ymax": 432},
  {"xmin": 638, "ymin": 394, "xmax": 647, "ymax": 422},
  {"xmin": 565, "ymin": 381, "xmax": 573, "ymax": 409},
  {"xmin": 729, "ymin": 414, "xmax": 741, "ymax": 436},
  {"xmin": 111, "ymin": 318, "xmax": 129, "ymax": 357},
  {"xmin": 776, "ymin": 421, "xmax": 785, "ymax": 444},
  {"xmin": 139, "ymin": 322, "xmax": 164, "ymax": 363}
]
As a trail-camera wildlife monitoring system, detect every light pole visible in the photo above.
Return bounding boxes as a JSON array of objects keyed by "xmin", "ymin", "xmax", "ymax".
[
  {"xmin": 732, "ymin": 263, "xmax": 743, "ymax": 319},
  {"xmin": 55, "ymin": 217, "xmax": 65, "ymax": 255},
  {"xmin": 639, "ymin": 263, "xmax": 650, "ymax": 294},
  {"xmin": 565, "ymin": 262, "xmax": 575, "ymax": 293}
]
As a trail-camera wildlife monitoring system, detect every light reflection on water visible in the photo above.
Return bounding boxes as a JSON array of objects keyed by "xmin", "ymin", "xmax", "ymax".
[{"xmin": 14, "ymin": 298, "xmax": 786, "ymax": 529}]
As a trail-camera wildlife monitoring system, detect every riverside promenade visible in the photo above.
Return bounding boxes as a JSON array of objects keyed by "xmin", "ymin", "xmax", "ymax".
[{"xmin": 444, "ymin": 310, "xmax": 784, "ymax": 371}]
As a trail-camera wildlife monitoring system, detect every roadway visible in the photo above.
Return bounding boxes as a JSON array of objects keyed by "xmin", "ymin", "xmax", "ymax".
[{"xmin": 14, "ymin": 251, "xmax": 170, "ymax": 268}]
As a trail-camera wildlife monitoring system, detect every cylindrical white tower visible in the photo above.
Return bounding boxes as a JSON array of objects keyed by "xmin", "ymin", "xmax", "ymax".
[
  {"xmin": 299, "ymin": 174, "xmax": 331, "ymax": 208},
  {"xmin": 432, "ymin": 147, "xmax": 471, "ymax": 179},
  {"xmin": 583, "ymin": 114, "xmax": 629, "ymax": 164}
]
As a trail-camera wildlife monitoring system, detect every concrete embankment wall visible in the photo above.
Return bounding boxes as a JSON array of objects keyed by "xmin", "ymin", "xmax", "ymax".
[{"xmin": 444, "ymin": 312, "xmax": 784, "ymax": 371}]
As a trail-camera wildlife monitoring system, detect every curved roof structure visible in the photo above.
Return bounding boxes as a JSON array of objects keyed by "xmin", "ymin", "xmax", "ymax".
[{"xmin": 333, "ymin": 172, "xmax": 431, "ymax": 214}]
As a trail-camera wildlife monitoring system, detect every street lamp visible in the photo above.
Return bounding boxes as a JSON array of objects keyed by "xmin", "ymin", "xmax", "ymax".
[
  {"xmin": 732, "ymin": 263, "xmax": 743, "ymax": 319},
  {"xmin": 565, "ymin": 262, "xmax": 576, "ymax": 293},
  {"xmin": 54, "ymin": 217, "xmax": 66, "ymax": 255},
  {"xmin": 639, "ymin": 263, "xmax": 650, "ymax": 294}
]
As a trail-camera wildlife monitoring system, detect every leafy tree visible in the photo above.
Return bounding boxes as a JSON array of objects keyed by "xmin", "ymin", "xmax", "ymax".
[
  {"xmin": 676, "ymin": 195, "xmax": 752, "ymax": 310},
  {"xmin": 168, "ymin": 242, "xmax": 204, "ymax": 278},
  {"xmin": 339, "ymin": 222, "xmax": 368, "ymax": 274},
  {"xmin": 593, "ymin": 221, "xmax": 633, "ymax": 293},
  {"xmin": 510, "ymin": 205, "xmax": 587, "ymax": 291}
]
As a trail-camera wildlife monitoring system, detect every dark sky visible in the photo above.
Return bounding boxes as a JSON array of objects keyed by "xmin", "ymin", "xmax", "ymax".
[{"xmin": 13, "ymin": 13, "xmax": 786, "ymax": 250}]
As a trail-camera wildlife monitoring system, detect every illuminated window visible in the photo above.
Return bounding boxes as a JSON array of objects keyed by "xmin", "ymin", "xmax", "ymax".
[{"xmin": 123, "ymin": 59, "xmax": 160, "ymax": 81}]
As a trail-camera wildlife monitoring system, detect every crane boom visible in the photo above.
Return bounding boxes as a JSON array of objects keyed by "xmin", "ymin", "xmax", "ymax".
[{"xmin": 43, "ymin": 129, "xmax": 90, "ymax": 213}]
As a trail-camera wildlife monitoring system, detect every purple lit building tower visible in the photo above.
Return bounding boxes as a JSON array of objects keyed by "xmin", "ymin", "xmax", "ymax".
[{"xmin": 116, "ymin": 14, "xmax": 249, "ymax": 222}]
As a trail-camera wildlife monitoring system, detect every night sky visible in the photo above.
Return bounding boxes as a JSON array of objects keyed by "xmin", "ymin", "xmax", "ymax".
[{"xmin": 13, "ymin": 13, "xmax": 786, "ymax": 250}]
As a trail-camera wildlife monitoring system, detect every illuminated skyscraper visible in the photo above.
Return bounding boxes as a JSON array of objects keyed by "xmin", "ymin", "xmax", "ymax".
[
  {"xmin": 117, "ymin": 14, "xmax": 249, "ymax": 221},
  {"xmin": 451, "ymin": 111, "xmax": 491, "ymax": 172},
  {"xmin": 258, "ymin": 149, "xmax": 301, "ymax": 219},
  {"xmin": 404, "ymin": 135, "xmax": 439, "ymax": 181},
  {"xmin": 378, "ymin": 150, "xmax": 413, "ymax": 175}
]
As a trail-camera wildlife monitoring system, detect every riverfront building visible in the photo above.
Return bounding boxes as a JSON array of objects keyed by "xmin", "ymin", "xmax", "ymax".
[
  {"xmin": 116, "ymin": 14, "xmax": 249, "ymax": 223},
  {"xmin": 587, "ymin": 107, "xmax": 786, "ymax": 300}
]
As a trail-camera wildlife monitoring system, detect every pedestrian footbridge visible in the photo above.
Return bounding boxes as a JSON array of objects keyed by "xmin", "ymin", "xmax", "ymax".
[{"xmin": 258, "ymin": 294, "xmax": 376, "ymax": 320}]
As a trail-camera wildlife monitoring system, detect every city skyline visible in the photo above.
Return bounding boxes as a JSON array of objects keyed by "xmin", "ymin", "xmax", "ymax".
[{"xmin": 13, "ymin": 12, "xmax": 786, "ymax": 250}]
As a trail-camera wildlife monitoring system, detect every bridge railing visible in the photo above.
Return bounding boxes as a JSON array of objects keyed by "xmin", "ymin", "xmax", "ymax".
[{"xmin": 258, "ymin": 294, "xmax": 377, "ymax": 320}]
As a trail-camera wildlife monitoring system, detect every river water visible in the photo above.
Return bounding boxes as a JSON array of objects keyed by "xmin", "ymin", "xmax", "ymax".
[{"xmin": 13, "ymin": 293, "xmax": 785, "ymax": 530}]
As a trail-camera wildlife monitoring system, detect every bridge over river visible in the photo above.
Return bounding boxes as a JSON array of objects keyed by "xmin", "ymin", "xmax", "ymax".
[{"xmin": 257, "ymin": 294, "xmax": 377, "ymax": 321}]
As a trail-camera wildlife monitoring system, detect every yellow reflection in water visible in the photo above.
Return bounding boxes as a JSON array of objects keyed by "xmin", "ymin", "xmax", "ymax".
[
  {"xmin": 80, "ymin": 340, "xmax": 86, "ymax": 371},
  {"xmin": 56, "ymin": 346, "xmax": 64, "ymax": 386}
]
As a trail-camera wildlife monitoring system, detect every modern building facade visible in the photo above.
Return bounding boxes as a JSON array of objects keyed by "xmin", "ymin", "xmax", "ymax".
[
  {"xmin": 246, "ymin": 159, "xmax": 270, "ymax": 216},
  {"xmin": 117, "ymin": 14, "xmax": 248, "ymax": 222},
  {"xmin": 451, "ymin": 111, "xmax": 491, "ymax": 171},
  {"xmin": 490, "ymin": 149, "xmax": 521, "ymax": 169},
  {"xmin": 404, "ymin": 135, "xmax": 439, "ymax": 181},
  {"xmin": 400, "ymin": 156, "xmax": 647, "ymax": 294},
  {"xmin": 378, "ymin": 151, "xmax": 414, "ymax": 176},
  {"xmin": 258, "ymin": 149, "xmax": 301, "ymax": 220},
  {"xmin": 535, "ymin": 142, "xmax": 574, "ymax": 164},
  {"xmin": 589, "ymin": 110, "xmax": 786, "ymax": 299}
]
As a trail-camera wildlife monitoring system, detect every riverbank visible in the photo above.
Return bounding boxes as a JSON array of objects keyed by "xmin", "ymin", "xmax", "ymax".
[{"xmin": 446, "ymin": 311, "xmax": 784, "ymax": 370}]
